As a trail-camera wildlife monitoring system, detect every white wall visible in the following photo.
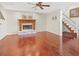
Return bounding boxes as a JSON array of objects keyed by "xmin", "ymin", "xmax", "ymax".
[
  {"xmin": 0, "ymin": 9, "xmax": 7, "ymax": 40},
  {"xmin": 46, "ymin": 10, "xmax": 60, "ymax": 35},
  {"xmin": 6, "ymin": 10, "xmax": 46, "ymax": 34},
  {"xmin": 34, "ymin": 13, "xmax": 46, "ymax": 32},
  {"xmin": 0, "ymin": 20, "xmax": 7, "ymax": 40}
]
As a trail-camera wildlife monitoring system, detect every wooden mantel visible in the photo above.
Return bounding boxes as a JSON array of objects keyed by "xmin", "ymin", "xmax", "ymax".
[{"xmin": 18, "ymin": 19, "xmax": 36, "ymax": 31}]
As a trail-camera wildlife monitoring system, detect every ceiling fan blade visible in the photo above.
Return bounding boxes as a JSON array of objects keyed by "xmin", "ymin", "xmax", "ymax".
[
  {"xmin": 39, "ymin": 6, "xmax": 44, "ymax": 9},
  {"xmin": 38, "ymin": 2, "xmax": 42, "ymax": 4},
  {"xmin": 42, "ymin": 5, "xmax": 50, "ymax": 7},
  {"xmin": 32, "ymin": 5, "xmax": 37, "ymax": 9},
  {"xmin": 36, "ymin": 2, "xmax": 42, "ymax": 6}
]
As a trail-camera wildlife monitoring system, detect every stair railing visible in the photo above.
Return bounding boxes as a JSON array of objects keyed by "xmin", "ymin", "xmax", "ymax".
[
  {"xmin": 62, "ymin": 13, "xmax": 78, "ymax": 33},
  {"xmin": 63, "ymin": 13, "xmax": 76, "ymax": 24}
]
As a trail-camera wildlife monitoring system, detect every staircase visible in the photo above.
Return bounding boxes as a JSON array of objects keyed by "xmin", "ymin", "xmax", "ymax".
[{"xmin": 62, "ymin": 14, "xmax": 78, "ymax": 40}]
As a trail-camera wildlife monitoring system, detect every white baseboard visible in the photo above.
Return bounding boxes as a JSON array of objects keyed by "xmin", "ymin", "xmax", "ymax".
[
  {"xmin": 46, "ymin": 30, "xmax": 60, "ymax": 36},
  {"xmin": 7, "ymin": 32, "xmax": 17, "ymax": 35},
  {"xmin": 0, "ymin": 33, "xmax": 7, "ymax": 40}
]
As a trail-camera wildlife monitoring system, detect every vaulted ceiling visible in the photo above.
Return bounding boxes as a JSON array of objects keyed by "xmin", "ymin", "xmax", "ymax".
[{"xmin": 0, "ymin": 2, "xmax": 79, "ymax": 14}]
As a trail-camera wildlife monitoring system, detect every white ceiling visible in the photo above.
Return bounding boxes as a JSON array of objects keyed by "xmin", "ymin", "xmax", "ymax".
[{"xmin": 0, "ymin": 2, "xmax": 79, "ymax": 14}]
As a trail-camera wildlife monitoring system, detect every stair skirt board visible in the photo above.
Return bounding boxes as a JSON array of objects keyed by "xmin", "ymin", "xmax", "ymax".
[
  {"xmin": 62, "ymin": 32, "xmax": 77, "ymax": 43},
  {"xmin": 63, "ymin": 21, "xmax": 77, "ymax": 38}
]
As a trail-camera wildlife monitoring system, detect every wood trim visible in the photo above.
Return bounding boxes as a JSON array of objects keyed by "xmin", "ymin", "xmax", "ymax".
[{"xmin": 70, "ymin": 7, "xmax": 79, "ymax": 18}]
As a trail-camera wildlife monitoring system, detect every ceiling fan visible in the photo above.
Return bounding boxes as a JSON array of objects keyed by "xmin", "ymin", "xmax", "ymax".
[{"xmin": 28, "ymin": 2, "xmax": 50, "ymax": 10}]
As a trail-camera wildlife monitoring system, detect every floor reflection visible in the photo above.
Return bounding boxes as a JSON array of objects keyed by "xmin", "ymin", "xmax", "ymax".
[
  {"xmin": 0, "ymin": 32, "xmax": 60, "ymax": 56},
  {"xmin": 62, "ymin": 33, "xmax": 79, "ymax": 55},
  {"xmin": 18, "ymin": 34, "xmax": 38, "ymax": 56}
]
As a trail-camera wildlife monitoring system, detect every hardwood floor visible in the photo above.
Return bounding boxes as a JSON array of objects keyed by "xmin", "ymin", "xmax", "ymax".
[
  {"xmin": 1, "ymin": 31, "xmax": 79, "ymax": 56},
  {"xmin": 62, "ymin": 32, "xmax": 75, "ymax": 43},
  {"xmin": 0, "ymin": 31, "xmax": 60, "ymax": 56},
  {"xmin": 62, "ymin": 38, "xmax": 79, "ymax": 56},
  {"xmin": 62, "ymin": 32, "xmax": 79, "ymax": 56}
]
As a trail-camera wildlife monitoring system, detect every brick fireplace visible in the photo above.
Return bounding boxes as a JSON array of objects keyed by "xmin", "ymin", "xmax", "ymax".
[{"xmin": 18, "ymin": 19, "xmax": 36, "ymax": 31}]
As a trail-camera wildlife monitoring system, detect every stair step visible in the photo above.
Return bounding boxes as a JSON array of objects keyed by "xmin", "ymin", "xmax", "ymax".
[
  {"xmin": 63, "ymin": 21, "xmax": 76, "ymax": 33},
  {"xmin": 63, "ymin": 21, "xmax": 67, "ymax": 24},
  {"xmin": 71, "ymin": 27, "xmax": 75, "ymax": 30},
  {"xmin": 69, "ymin": 26, "xmax": 72, "ymax": 28},
  {"xmin": 66, "ymin": 23, "xmax": 69, "ymax": 26},
  {"xmin": 63, "ymin": 32, "xmax": 75, "ymax": 40}
]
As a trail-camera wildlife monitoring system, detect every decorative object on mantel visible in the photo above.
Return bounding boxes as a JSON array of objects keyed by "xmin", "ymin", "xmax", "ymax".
[
  {"xmin": 52, "ymin": 16, "xmax": 57, "ymax": 20},
  {"xmin": 28, "ymin": 15, "xmax": 33, "ymax": 20},
  {"xmin": 0, "ymin": 11, "xmax": 5, "ymax": 20},
  {"xmin": 21, "ymin": 15, "xmax": 33, "ymax": 20},
  {"xmin": 21, "ymin": 15, "xmax": 27, "ymax": 19}
]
